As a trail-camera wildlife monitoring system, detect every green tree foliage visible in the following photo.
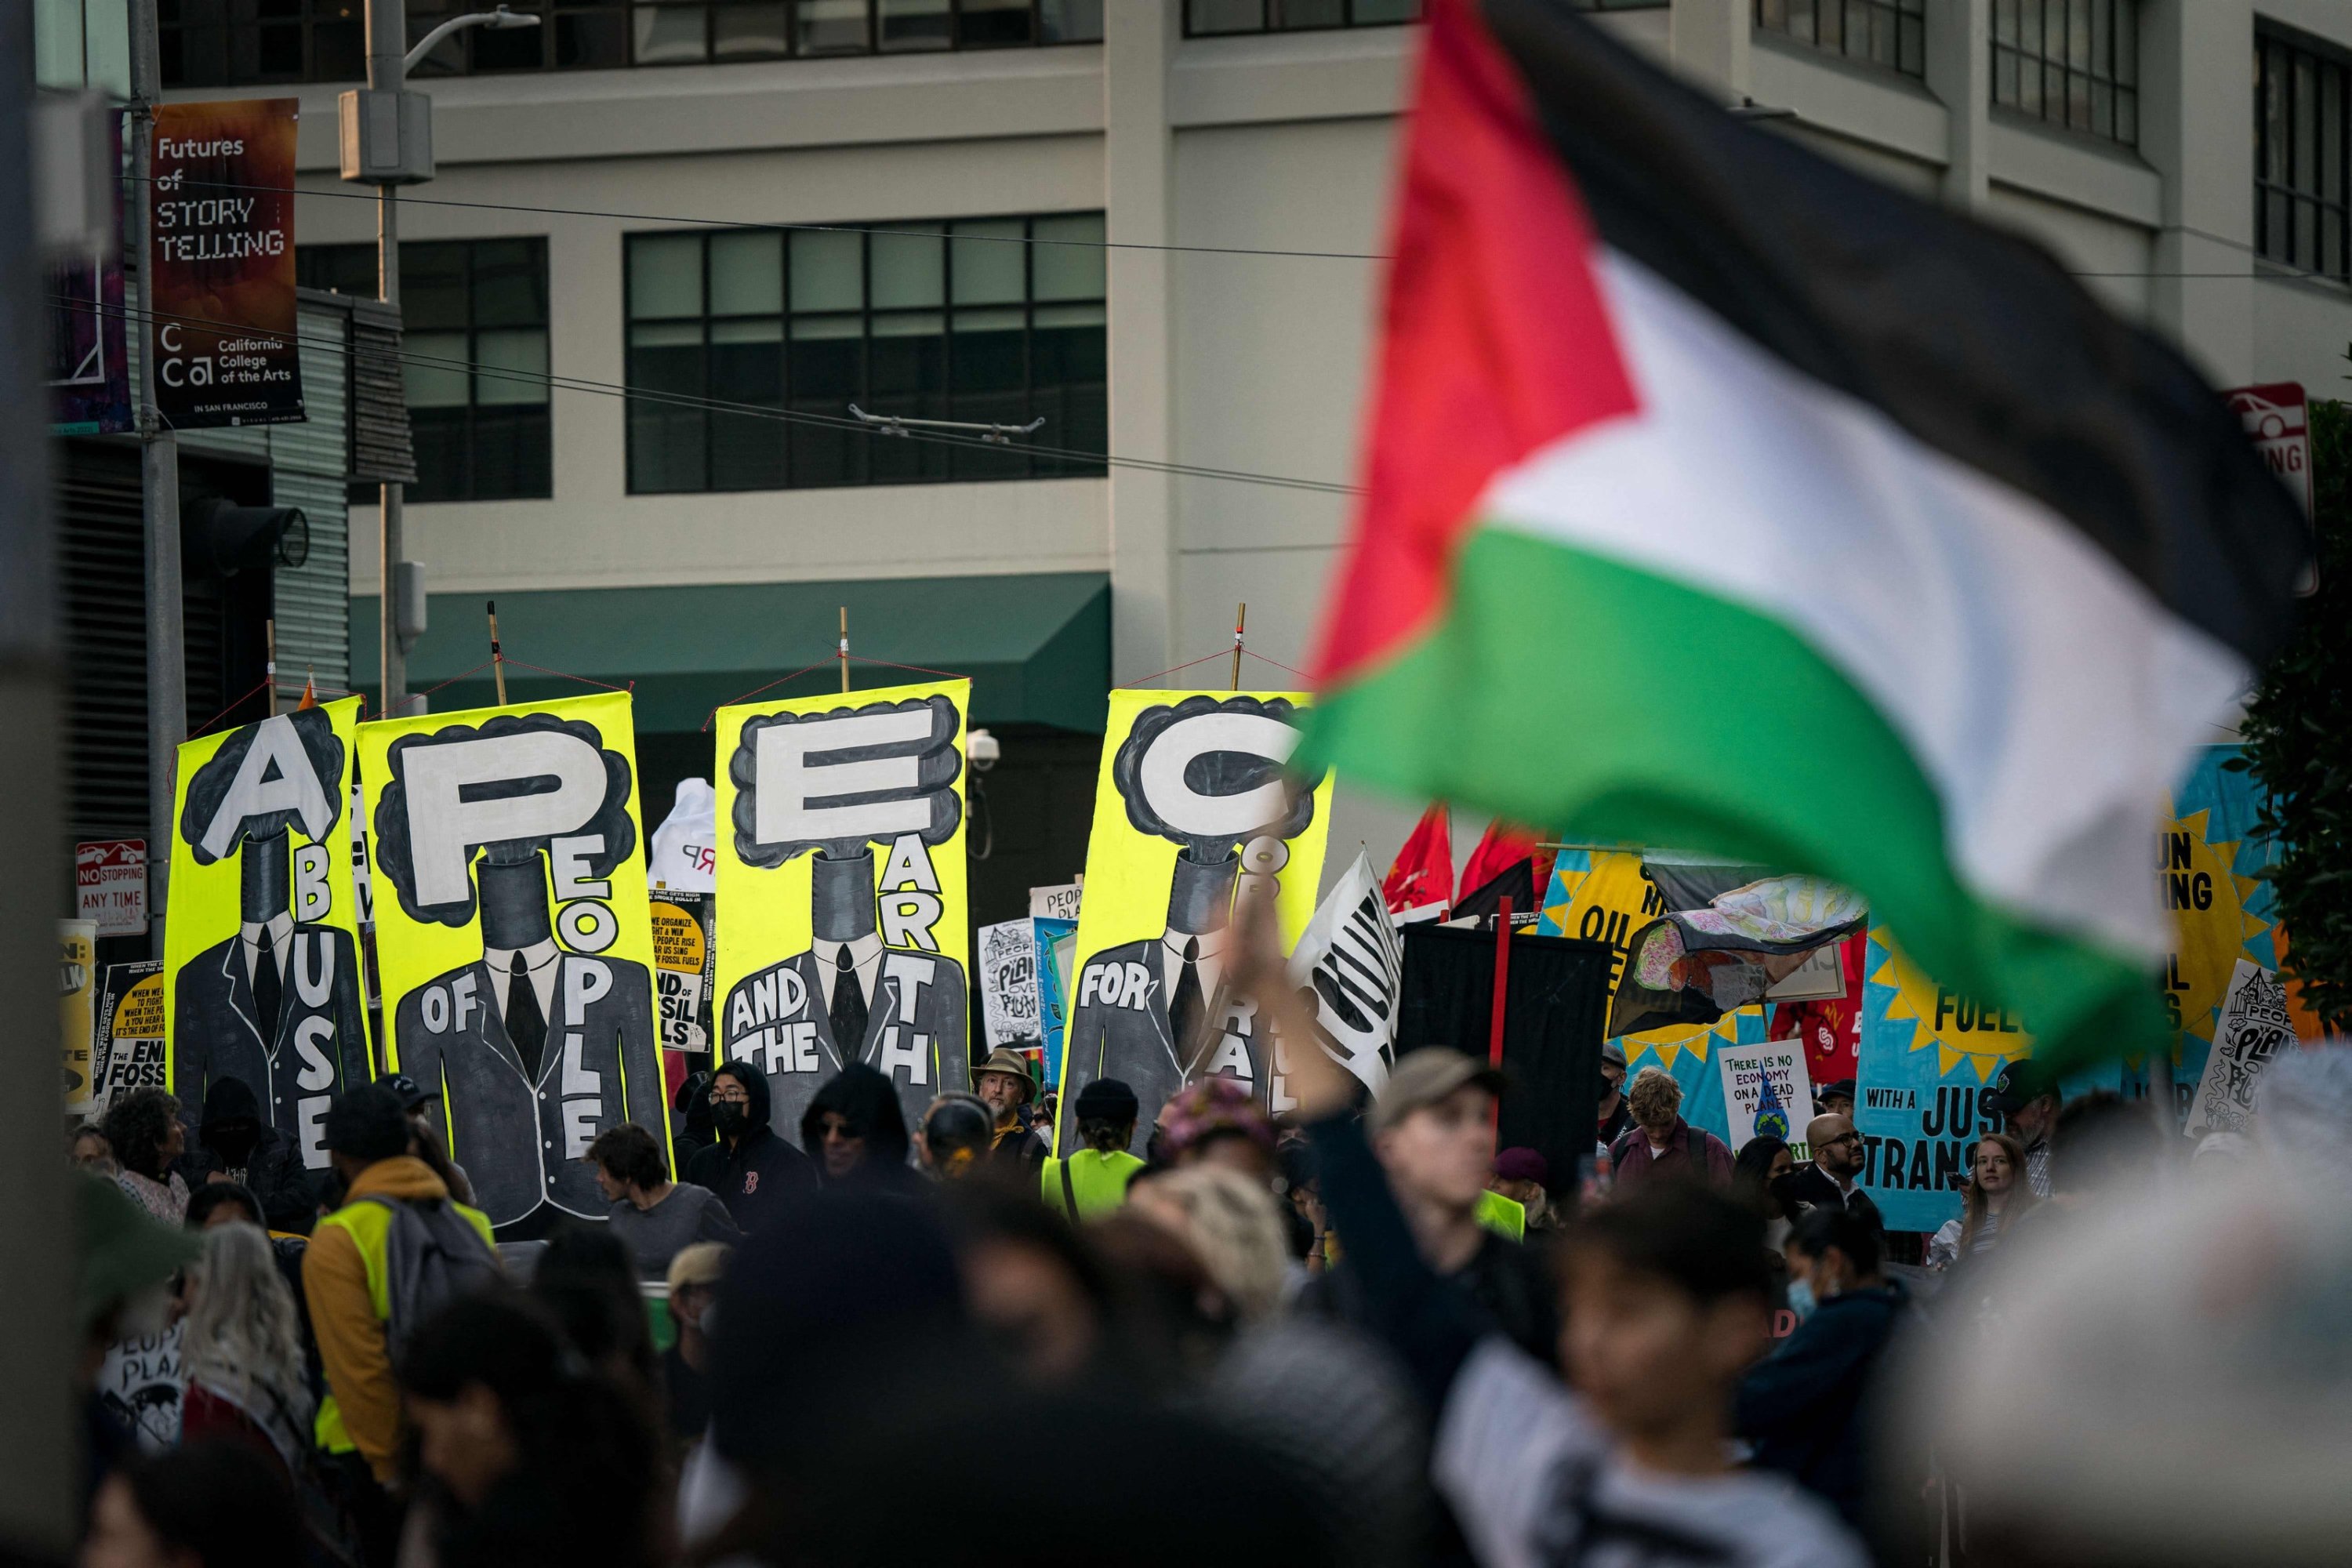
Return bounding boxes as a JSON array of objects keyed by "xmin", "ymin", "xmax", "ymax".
[{"xmin": 2232, "ymin": 396, "xmax": 2352, "ymax": 1035}]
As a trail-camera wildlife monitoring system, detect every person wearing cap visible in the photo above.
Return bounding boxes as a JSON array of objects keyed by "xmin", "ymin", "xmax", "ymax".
[
  {"xmin": 1595, "ymin": 1041, "xmax": 1634, "ymax": 1149},
  {"xmin": 381, "ymin": 1070, "xmax": 477, "ymax": 1207},
  {"xmin": 1816, "ymin": 1080, "xmax": 1856, "ymax": 1120},
  {"xmin": 1304, "ymin": 1047, "xmax": 1559, "ymax": 1367},
  {"xmin": 663, "ymin": 1240, "xmax": 731, "ymax": 1447},
  {"xmin": 974, "ymin": 1046, "xmax": 1048, "ymax": 1170},
  {"xmin": 1042, "ymin": 1077, "xmax": 1145, "ymax": 1221},
  {"xmin": 1490, "ymin": 1147, "xmax": 1553, "ymax": 1231},
  {"xmin": 1989, "ymin": 1061, "xmax": 2060, "ymax": 1198}
]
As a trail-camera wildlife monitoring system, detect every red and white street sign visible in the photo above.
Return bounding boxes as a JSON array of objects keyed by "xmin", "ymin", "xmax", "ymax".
[
  {"xmin": 75, "ymin": 839, "xmax": 148, "ymax": 938},
  {"xmin": 2225, "ymin": 382, "xmax": 2311, "ymax": 514}
]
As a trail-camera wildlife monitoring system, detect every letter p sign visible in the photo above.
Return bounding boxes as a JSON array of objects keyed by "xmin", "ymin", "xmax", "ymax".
[{"xmin": 400, "ymin": 731, "xmax": 608, "ymax": 907}]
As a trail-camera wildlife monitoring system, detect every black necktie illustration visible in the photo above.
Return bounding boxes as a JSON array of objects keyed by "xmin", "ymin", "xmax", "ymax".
[
  {"xmin": 1169, "ymin": 936, "xmax": 1205, "ymax": 1067},
  {"xmin": 252, "ymin": 925, "xmax": 283, "ymax": 1042},
  {"xmin": 507, "ymin": 952, "xmax": 548, "ymax": 1080},
  {"xmin": 829, "ymin": 946, "xmax": 869, "ymax": 1053}
]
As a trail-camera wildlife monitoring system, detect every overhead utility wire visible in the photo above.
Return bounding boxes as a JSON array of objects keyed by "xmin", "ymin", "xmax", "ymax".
[
  {"xmin": 128, "ymin": 172, "xmax": 2344, "ymax": 281},
  {"xmin": 51, "ymin": 293, "xmax": 1361, "ymax": 496}
]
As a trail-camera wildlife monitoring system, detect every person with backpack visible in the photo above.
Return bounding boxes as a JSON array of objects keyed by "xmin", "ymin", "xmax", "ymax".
[{"xmin": 303, "ymin": 1086, "xmax": 499, "ymax": 1568}]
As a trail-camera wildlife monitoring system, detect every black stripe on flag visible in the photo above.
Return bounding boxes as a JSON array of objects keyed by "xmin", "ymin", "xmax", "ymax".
[{"xmin": 1480, "ymin": 0, "xmax": 2310, "ymax": 666}]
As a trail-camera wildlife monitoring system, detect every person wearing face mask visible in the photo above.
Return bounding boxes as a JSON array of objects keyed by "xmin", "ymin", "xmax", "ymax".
[
  {"xmin": 1736, "ymin": 1206, "xmax": 1915, "ymax": 1533},
  {"xmin": 682, "ymin": 1062, "xmax": 814, "ymax": 1235}
]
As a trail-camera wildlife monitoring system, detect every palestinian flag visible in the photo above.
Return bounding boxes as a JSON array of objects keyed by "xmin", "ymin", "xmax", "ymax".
[{"xmin": 1305, "ymin": 0, "xmax": 2311, "ymax": 1062}]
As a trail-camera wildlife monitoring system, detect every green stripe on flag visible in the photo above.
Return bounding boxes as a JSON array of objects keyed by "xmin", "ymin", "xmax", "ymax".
[{"xmin": 1302, "ymin": 526, "xmax": 2158, "ymax": 1068}]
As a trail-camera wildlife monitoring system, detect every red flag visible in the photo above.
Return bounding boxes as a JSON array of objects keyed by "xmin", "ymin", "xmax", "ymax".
[
  {"xmin": 295, "ymin": 675, "xmax": 319, "ymax": 710},
  {"xmin": 1770, "ymin": 931, "xmax": 1867, "ymax": 1086},
  {"xmin": 1459, "ymin": 818, "xmax": 1555, "ymax": 908},
  {"xmin": 1383, "ymin": 804, "xmax": 1453, "ymax": 915}
]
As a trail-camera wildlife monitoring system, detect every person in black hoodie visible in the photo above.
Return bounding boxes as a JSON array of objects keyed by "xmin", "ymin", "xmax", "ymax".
[
  {"xmin": 798, "ymin": 1064, "xmax": 917, "ymax": 1192},
  {"xmin": 671, "ymin": 1069, "xmax": 717, "ymax": 1177},
  {"xmin": 683, "ymin": 1062, "xmax": 814, "ymax": 1234},
  {"xmin": 178, "ymin": 1076, "xmax": 316, "ymax": 1233}
]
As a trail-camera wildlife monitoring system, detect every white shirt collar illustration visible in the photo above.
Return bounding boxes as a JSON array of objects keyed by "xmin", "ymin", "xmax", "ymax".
[
  {"xmin": 484, "ymin": 938, "xmax": 561, "ymax": 1025},
  {"xmin": 239, "ymin": 913, "xmax": 295, "ymax": 991}
]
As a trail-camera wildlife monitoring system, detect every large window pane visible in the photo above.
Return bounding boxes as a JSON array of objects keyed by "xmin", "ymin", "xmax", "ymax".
[
  {"xmin": 712, "ymin": 1, "xmax": 786, "ymax": 56},
  {"xmin": 630, "ymin": 234, "xmax": 704, "ymax": 318},
  {"xmin": 876, "ymin": 0, "xmax": 948, "ymax": 51},
  {"xmin": 474, "ymin": 328, "xmax": 550, "ymax": 405},
  {"xmin": 790, "ymin": 228, "xmax": 863, "ymax": 313},
  {"xmin": 1032, "ymin": 213, "xmax": 1107, "ymax": 301},
  {"xmin": 404, "ymin": 331, "xmax": 473, "ymax": 408},
  {"xmin": 2255, "ymin": 31, "xmax": 2350, "ymax": 283},
  {"xmin": 710, "ymin": 318, "xmax": 784, "ymax": 490},
  {"xmin": 793, "ymin": 0, "xmax": 864, "ymax": 52},
  {"xmin": 633, "ymin": 2, "xmax": 706, "ymax": 64},
  {"xmin": 950, "ymin": 220, "xmax": 1025, "ymax": 306},
  {"xmin": 959, "ymin": 0, "xmax": 1033, "ymax": 47},
  {"xmin": 869, "ymin": 225, "xmax": 945, "ymax": 310},
  {"xmin": 710, "ymin": 230, "xmax": 784, "ymax": 315},
  {"xmin": 1040, "ymin": 0, "xmax": 1103, "ymax": 42}
]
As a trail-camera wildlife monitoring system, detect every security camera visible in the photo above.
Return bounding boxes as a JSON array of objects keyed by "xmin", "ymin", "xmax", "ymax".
[{"xmin": 967, "ymin": 728, "xmax": 1000, "ymax": 773}]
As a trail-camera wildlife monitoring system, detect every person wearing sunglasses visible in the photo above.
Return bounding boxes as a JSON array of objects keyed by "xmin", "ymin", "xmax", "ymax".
[{"xmin": 1781, "ymin": 1115, "xmax": 1884, "ymax": 1240}]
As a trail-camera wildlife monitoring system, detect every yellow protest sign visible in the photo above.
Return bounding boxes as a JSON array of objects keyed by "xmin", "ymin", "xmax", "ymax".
[
  {"xmin": 713, "ymin": 679, "xmax": 971, "ymax": 1142},
  {"xmin": 165, "ymin": 698, "xmax": 372, "ymax": 1169},
  {"xmin": 61, "ymin": 920, "xmax": 97, "ymax": 1112},
  {"xmin": 1054, "ymin": 691, "xmax": 1334, "ymax": 1152},
  {"xmin": 360, "ymin": 691, "xmax": 668, "ymax": 1236}
]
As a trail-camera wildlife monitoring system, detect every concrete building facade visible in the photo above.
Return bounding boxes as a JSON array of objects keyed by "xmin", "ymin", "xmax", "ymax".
[{"xmin": 164, "ymin": 0, "xmax": 2352, "ymax": 912}]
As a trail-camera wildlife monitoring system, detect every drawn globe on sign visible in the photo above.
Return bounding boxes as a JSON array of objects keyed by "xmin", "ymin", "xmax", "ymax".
[{"xmin": 1754, "ymin": 1071, "xmax": 1791, "ymax": 1141}]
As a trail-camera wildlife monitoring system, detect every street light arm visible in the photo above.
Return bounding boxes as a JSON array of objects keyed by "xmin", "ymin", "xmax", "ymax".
[{"xmin": 404, "ymin": 5, "xmax": 541, "ymax": 74}]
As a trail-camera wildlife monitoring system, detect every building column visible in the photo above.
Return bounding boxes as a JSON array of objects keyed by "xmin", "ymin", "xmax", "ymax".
[
  {"xmin": 1103, "ymin": 1, "xmax": 1178, "ymax": 682},
  {"xmin": 2140, "ymin": 0, "xmax": 2256, "ymax": 386},
  {"xmin": 1669, "ymin": 0, "xmax": 1751, "ymax": 102},
  {"xmin": 1925, "ymin": 0, "xmax": 1988, "ymax": 210}
]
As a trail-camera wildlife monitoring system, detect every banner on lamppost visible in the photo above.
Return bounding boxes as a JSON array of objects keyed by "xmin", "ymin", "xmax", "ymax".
[{"xmin": 149, "ymin": 98, "xmax": 304, "ymax": 428}]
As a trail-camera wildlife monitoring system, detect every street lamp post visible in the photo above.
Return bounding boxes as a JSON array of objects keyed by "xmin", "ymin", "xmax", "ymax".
[{"xmin": 342, "ymin": 2, "xmax": 537, "ymax": 719}]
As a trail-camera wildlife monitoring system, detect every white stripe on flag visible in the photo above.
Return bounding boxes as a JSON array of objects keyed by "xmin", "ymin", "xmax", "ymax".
[{"xmin": 1479, "ymin": 251, "xmax": 2245, "ymax": 960}]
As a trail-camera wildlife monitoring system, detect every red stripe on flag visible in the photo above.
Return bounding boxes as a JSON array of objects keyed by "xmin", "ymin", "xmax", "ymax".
[{"xmin": 1310, "ymin": 0, "xmax": 1639, "ymax": 688}]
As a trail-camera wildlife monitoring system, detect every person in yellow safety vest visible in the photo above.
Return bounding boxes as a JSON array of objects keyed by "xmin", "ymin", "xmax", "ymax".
[
  {"xmin": 304, "ymin": 1085, "xmax": 496, "ymax": 1562},
  {"xmin": 1042, "ymin": 1077, "xmax": 1145, "ymax": 1221}
]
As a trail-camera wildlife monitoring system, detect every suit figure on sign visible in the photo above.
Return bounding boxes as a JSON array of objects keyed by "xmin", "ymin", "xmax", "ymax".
[
  {"xmin": 1060, "ymin": 695, "xmax": 1322, "ymax": 1156},
  {"xmin": 172, "ymin": 709, "xmax": 372, "ymax": 1170},
  {"xmin": 374, "ymin": 711, "xmax": 666, "ymax": 1236},
  {"xmin": 722, "ymin": 695, "xmax": 969, "ymax": 1142}
]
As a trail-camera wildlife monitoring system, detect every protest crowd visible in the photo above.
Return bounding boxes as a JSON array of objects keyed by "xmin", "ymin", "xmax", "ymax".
[{"xmin": 64, "ymin": 932, "xmax": 2352, "ymax": 1568}]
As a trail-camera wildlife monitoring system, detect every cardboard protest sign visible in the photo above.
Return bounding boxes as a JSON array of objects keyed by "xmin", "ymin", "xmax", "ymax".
[
  {"xmin": 1054, "ymin": 691, "xmax": 1333, "ymax": 1153},
  {"xmin": 361, "ymin": 691, "xmax": 667, "ymax": 1236},
  {"xmin": 100, "ymin": 1325, "xmax": 183, "ymax": 1450},
  {"xmin": 1538, "ymin": 850, "xmax": 1769, "ymax": 1156},
  {"xmin": 2185, "ymin": 960, "xmax": 2292, "ymax": 1138},
  {"xmin": 93, "ymin": 962, "xmax": 168, "ymax": 1119},
  {"xmin": 165, "ymin": 699, "xmax": 372, "ymax": 1169},
  {"xmin": 978, "ymin": 918, "xmax": 1040, "ymax": 1048},
  {"xmin": 1035, "ymin": 915, "xmax": 1076, "ymax": 1090},
  {"xmin": 61, "ymin": 920, "xmax": 98, "ymax": 1112},
  {"xmin": 149, "ymin": 99, "xmax": 303, "ymax": 427},
  {"xmin": 1852, "ymin": 927, "xmax": 2031, "ymax": 1231},
  {"xmin": 2151, "ymin": 747, "xmax": 2284, "ymax": 1113},
  {"xmin": 1029, "ymin": 881, "xmax": 1082, "ymax": 922},
  {"xmin": 652, "ymin": 890, "xmax": 717, "ymax": 1054},
  {"xmin": 713, "ymin": 679, "xmax": 973, "ymax": 1142},
  {"xmin": 1287, "ymin": 848, "xmax": 1403, "ymax": 1099},
  {"xmin": 1715, "ymin": 1037, "xmax": 1816, "ymax": 1159}
]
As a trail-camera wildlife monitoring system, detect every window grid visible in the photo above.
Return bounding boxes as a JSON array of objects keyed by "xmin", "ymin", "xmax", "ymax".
[
  {"xmin": 1989, "ymin": 0, "xmax": 2138, "ymax": 146},
  {"xmin": 1754, "ymin": 0, "xmax": 1926, "ymax": 79},
  {"xmin": 2257, "ymin": 31, "xmax": 2352, "ymax": 282},
  {"xmin": 162, "ymin": 0, "xmax": 1102, "ymax": 86},
  {"xmin": 1183, "ymin": 0, "xmax": 1422, "ymax": 38},
  {"xmin": 623, "ymin": 214, "xmax": 1107, "ymax": 495},
  {"xmin": 297, "ymin": 239, "xmax": 554, "ymax": 504}
]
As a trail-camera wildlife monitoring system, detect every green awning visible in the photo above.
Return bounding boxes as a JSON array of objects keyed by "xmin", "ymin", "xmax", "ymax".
[{"xmin": 351, "ymin": 572, "xmax": 1109, "ymax": 733}]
